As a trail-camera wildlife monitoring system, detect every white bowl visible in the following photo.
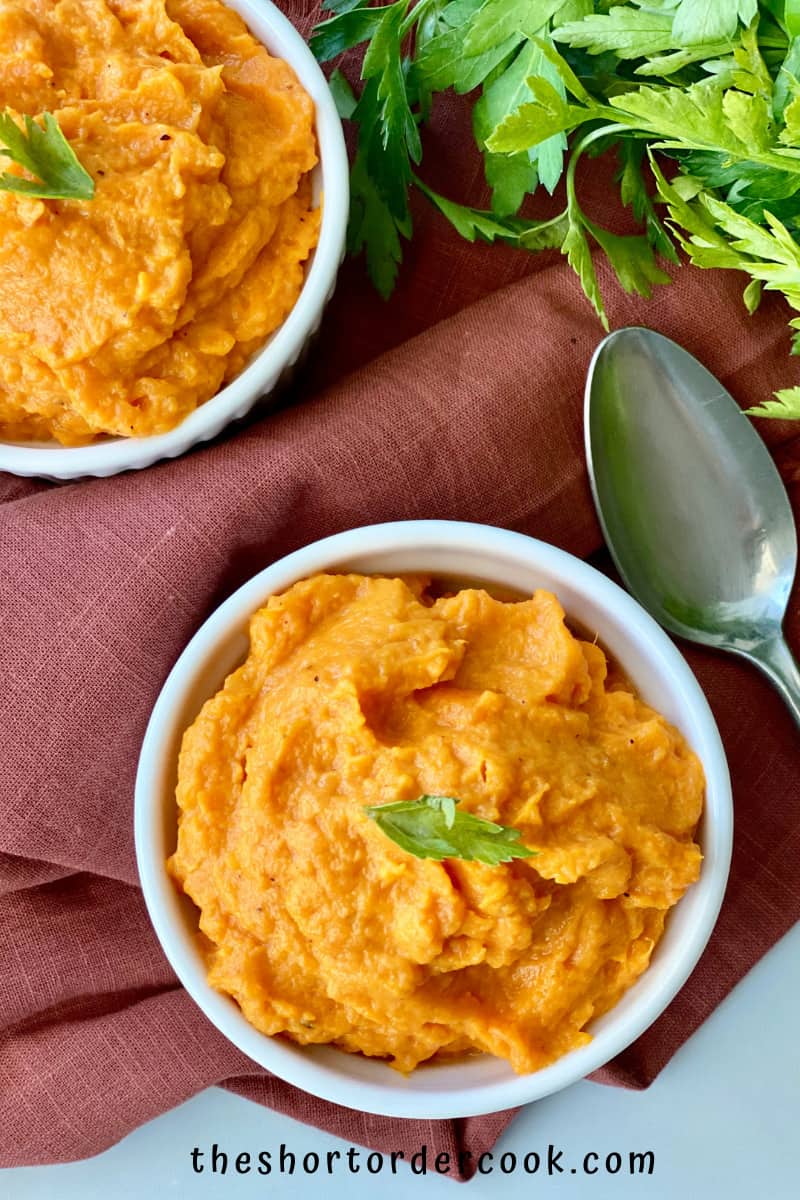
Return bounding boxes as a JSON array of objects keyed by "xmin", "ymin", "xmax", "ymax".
[
  {"xmin": 135, "ymin": 520, "xmax": 733, "ymax": 1119},
  {"xmin": 0, "ymin": 0, "xmax": 348, "ymax": 480}
]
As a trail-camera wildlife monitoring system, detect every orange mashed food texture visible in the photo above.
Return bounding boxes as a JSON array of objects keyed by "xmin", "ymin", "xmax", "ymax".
[
  {"xmin": 0, "ymin": 0, "xmax": 320, "ymax": 444},
  {"xmin": 169, "ymin": 575, "xmax": 704, "ymax": 1075}
]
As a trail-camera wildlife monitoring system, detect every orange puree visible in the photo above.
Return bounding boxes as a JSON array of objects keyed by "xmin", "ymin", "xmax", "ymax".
[
  {"xmin": 0, "ymin": 0, "xmax": 319, "ymax": 444},
  {"xmin": 169, "ymin": 575, "xmax": 704, "ymax": 1074}
]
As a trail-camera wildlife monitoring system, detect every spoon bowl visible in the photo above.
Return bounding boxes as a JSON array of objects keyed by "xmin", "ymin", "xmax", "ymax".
[{"xmin": 585, "ymin": 326, "xmax": 800, "ymax": 727}]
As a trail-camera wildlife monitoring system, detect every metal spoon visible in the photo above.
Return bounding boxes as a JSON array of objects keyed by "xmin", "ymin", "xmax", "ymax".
[{"xmin": 585, "ymin": 326, "xmax": 800, "ymax": 729}]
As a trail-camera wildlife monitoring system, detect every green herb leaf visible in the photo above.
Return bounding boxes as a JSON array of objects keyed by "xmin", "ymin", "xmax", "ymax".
[
  {"xmin": 652, "ymin": 152, "xmax": 800, "ymax": 322},
  {"xmin": 476, "ymin": 33, "xmax": 569, "ymax": 204},
  {"xmin": 562, "ymin": 206, "xmax": 608, "ymax": 329},
  {"xmin": 365, "ymin": 795, "xmax": 537, "ymax": 865},
  {"xmin": 0, "ymin": 111, "xmax": 94, "ymax": 201},
  {"xmin": 476, "ymin": 130, "xmax": 539, "ymax": 216},
  {"xmin": 416, "ymin": 174, "xmax": 568, "ymax": 246},
  {"xmin": 362, "ymin": 3, "xmax": 422, "ymax": 166},
  {"xmin": 321, "ymin": 0, "xmax": 373, "ymax": 14},
  {"xmin": 617, "ymin": 140, "xmax": 680, "ymax": 262},
  {"xmin": 486, "ymin": 76, "xmax": 599, "ymax": 152},
  {"xmin": 743, "ymin": 276, "xmax": 764, "ymax": 311},
  {"xmin": 663, "ymin": 140, "xmax": 800, "ymax": 229},
  {"xmin": 309, "ymin": 6, "xmax": 390, "ymax": 62},
  {"xmin": 416, "ymin": 178, "xmax": 530, "ymax": 241},
  {"xmin": 745, "ymin": 386, "xmax": 800, "ymax": 416},
  {"xmin": 773, "ymin": 37, "xmax": 800, "ymax": 120},
  {"xmin": 417, "ymin": 0, "xmax": 523, "ymax": 94},
  {"xmin": 671, "ymin": 151, "xmax": 800, "ymax": 197},
  {"xmin": 348, "ymin": 146, "xmax": 410, "ymax": 299},
  {"xmin": 329, "ymin": 68, "xmax": 358, "ymax": 120},
  {"xmin": 530, "ymin": 33, "xmax": 592, "ymax": 102},
  {"xmin": 649, "ymin": 152, "xmax": 742, "ymax": 252},
  {"xmin": 553, "ymin": 9, "xmax": 678, "ymax": 59},
  {"xmin": 708, "ymin": 22, "xmax": 774, "ymax": 100},
  {"xmin": 586, "ymin": 220, "xmax": 673, "ymax": 297},
  {"xmin": 518, "ymin": 209, "xmax": 572, "ymax": 249},
  {"xmin": 464, "ymin": 0, "xmax": 564, "ymax": 57},
  {"xmin": 779, "ymin": 87, "xmax": 800, "ymax": 143},
  {"xmin": 671, "ymin": 0, "xmax": 758, "ymax": 47},
  {"xmin": 331, "ymin": 0, "xmax": 423, "ymax": 296},
  {"xmin": 635, "ymin": 43, "xmax": 739, "ymax": 77},
  {"xmin": 787, "ymin": 0, "xmax": 800, "ymax": 39},
  {"xmin": 552, "ymin": 0, "xmax": 593, "ymax": 26},
  {"xmin": 522, "ymin": 34, "xmax": 570, "ymax": 191},
  {"xmin": 608, "ymin": 78, "xmax": 800, "ymax": 175},
  {"xmin": 473, "ymin": 45, "xmax": 540, "ymax": 215}
]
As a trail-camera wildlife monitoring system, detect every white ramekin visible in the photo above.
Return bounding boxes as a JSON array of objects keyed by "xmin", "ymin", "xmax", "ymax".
[
  {"xmin": 0, "ymin": 0, "xmax": 348, "ymax": 480},
  {"xmin": 135, "ymin": 520, "xmax": 733, "ymax": 1119}
]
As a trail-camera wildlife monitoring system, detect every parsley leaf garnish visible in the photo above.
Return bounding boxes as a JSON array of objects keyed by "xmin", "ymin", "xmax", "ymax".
[
  {"xmin": 0, "ymin": 111, "xmax": 94, "ymax": 201},
  {"xmin": 365, "ymin": 795, "xmax": 537, "ymax": 865}
]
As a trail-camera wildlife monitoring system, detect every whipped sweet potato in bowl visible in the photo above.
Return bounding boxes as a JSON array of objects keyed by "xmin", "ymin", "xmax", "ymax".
[
  {"xmin": 0, "ymin": 0, "xmax": 348, "ymax": 478},
  {"xmin": 135, "ymin": 521, "xmax": 733, "ymax": 1118}
]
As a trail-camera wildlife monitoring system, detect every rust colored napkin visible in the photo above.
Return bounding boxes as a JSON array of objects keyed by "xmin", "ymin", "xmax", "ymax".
[{"xmin": 2, "ymin": 3, "xmax": 800, "ymax": 1180}]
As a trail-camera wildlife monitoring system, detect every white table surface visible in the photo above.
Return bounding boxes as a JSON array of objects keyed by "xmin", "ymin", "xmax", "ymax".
[{"xmin": 5, "ymin": 921, "xmax": 798, "ymax": 1199}]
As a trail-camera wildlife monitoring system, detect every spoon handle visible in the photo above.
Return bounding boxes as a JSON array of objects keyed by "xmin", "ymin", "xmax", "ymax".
[{"xmin": 748, "ymin": 636, "xmax": 800, "ymax": 731}]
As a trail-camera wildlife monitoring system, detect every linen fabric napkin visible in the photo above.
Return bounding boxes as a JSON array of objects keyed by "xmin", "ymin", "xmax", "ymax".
[{"xmin": 2, "ymin": 1, "xmax": 800, "ymax": 1178}]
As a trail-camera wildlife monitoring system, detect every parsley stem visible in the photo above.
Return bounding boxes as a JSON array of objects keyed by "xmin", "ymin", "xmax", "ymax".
[{"xmin": 566, "ymin": 123, "xmax": 635, "ymax": 212}]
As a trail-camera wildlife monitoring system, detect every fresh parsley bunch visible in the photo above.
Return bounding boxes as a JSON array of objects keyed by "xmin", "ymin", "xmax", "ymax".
[{"xmin": 311, "ymin": 0, "xmax": 800, "ymax": 418}]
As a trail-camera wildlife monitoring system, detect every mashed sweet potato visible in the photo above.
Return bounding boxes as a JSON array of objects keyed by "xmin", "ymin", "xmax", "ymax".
[
  {"xmin": 169, "ymin": 574, "xmax": 704, "ymax": 1075},
  {"xmin": 0, "ymin": 0, "xmax": 320, "ymax": 444}
]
